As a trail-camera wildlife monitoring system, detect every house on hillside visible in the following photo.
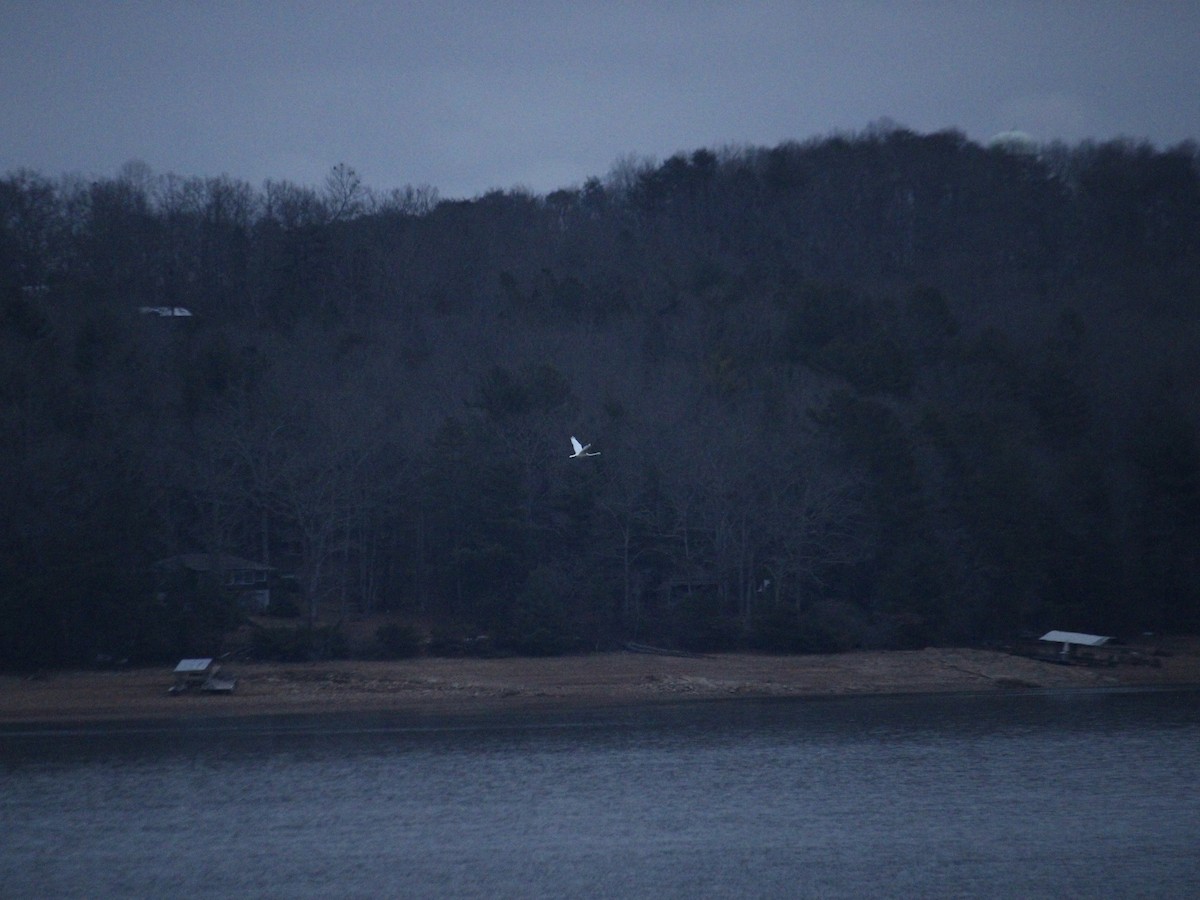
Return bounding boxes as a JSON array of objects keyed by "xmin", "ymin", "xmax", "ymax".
[{"xmin": 153, "ymin": 553, "xmax": 277, "ymax": 613}]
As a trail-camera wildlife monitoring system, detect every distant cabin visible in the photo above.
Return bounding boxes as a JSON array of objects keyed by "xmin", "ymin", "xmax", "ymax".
[{"xmin": 153, "ymin": 553, "xmax": 276, "ymax": 612}]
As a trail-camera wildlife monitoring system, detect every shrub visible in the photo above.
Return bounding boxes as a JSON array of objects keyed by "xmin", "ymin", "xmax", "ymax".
[
  {"xmin": 249, "ymin": 624, "xmax": 349, "ymax": 662},
  {"xmin": 375, "ymin": 623, "xmax": 422, "ymax": 659},
  {"xmin": 428, "ymin": 627, "xmax": 496, "ymax": 657},
  {"xmin": 499, "ymin": 567, "xmax": 581, "ymax": 656},
  {"xmin": 747, "ymin": 604, "xmax": 805, "ymax": 653},
  {"xmin": 747, "ymin": 599, "xmax": 866, "ymax": 653},
  {"xmin": 668, "ymin": 593, "xmax": 738, "ymax": 653}
]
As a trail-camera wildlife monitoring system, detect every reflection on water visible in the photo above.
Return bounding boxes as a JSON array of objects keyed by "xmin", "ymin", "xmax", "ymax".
[{"xmin": 3, "ymin": 689, "xmax": 1199, "ymax": 898}]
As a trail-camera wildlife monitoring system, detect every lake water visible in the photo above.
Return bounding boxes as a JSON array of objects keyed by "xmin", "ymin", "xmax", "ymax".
[{"xmin": 2, "ymin": 688, "xmax": 1198, "ymax": 898}]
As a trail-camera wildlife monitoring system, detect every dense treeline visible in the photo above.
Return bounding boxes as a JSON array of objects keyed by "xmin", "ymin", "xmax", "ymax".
[{"xmin": 3, "ymin": 127, "xmax": 1199, "ymax": 669}]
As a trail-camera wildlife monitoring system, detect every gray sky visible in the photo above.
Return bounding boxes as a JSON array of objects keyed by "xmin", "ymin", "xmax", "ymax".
[{"xmin": 3, "ymin": 1, "xmax": 1198, "ymax": 199}]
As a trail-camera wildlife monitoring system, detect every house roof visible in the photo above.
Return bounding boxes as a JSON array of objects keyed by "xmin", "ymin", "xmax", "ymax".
[
  {"xmin": 154, "ymin": 553, "xmax": 274, "ymax": 573},
  {"xmin": 1040, "ymin": 630, "xmax": 1112, "ymax": 647}
]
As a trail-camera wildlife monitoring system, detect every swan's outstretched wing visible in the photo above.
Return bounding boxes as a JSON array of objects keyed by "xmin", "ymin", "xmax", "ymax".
[{"xmin": 570, "ymin": 436, "xmax": 584, "ymax": 455}]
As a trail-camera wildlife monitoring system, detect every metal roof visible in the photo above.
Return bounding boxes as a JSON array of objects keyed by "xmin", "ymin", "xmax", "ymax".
[
  {"xmin": 174, "ymin": 658, "xmax": 215, "ymax": 673},
  {"xmin": 1040, "ymin": 631, "xmax": 1111, "ymax": 647}
]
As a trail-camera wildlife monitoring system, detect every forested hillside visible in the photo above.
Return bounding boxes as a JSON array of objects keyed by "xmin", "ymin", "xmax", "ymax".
[{"xmin": 3, "ymin": 126, "xmax": 1199, "ymax": 668}]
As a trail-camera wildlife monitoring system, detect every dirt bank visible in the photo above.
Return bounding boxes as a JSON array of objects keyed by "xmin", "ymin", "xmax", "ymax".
[{"xmin": 3, "ymin": 639, "xmax": 1198, "ymax": 724}]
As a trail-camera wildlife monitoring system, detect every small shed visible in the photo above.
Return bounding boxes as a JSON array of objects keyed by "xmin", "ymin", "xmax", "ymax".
[
  {"xmin": 1040, "ymin": 631, "xmax": 1112, "ymax": 659},
  {"xmin": 173, "ymin": 658, "xmax": 215, "ymax": 686}
]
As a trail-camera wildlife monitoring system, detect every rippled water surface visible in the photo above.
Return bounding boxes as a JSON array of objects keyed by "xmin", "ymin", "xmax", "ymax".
[{"xmin": 3, "ymin": 689, "xmax": 1198, "ymax": 898}]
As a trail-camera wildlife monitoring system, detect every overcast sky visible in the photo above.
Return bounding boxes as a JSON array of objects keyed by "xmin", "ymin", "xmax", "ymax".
[{"xmin": 3, "ymin": 1, "xmax": 1198, "ymax": 199}]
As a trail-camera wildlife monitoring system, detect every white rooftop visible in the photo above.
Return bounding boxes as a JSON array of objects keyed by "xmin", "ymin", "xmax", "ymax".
[
  {"xmin": 1040, "ymin": 631, "xmax": 1111, "ymax": 647},
  {"xmin": 173, "ymin": 658, "xmax": 215, "ymax": 673}
]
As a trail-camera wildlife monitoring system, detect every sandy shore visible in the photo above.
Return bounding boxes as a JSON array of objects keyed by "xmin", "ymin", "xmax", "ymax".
[{"xmin": 3, "ymin": 638, "xmax": 1198, "ymax": 724}]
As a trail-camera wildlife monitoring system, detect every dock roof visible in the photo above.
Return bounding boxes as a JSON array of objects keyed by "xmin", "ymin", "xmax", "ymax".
[
  {"xmin": 1040, "ymin": 631, "xmax": 1111, "ymax": 647},
  {"xmin": 173, "ymin": 658, "xmax": 215, "ymax": 673}
]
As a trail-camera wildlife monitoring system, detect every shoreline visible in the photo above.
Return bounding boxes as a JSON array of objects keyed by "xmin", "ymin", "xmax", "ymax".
[{"xmin": 3, "ymin": 641, "xmax": 1198, "ymax": 725}]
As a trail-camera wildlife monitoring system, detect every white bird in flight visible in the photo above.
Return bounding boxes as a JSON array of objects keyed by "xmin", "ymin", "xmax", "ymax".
[{"xmin": 570, "ymin": 436, "xmax": 600, "ymax": 458}]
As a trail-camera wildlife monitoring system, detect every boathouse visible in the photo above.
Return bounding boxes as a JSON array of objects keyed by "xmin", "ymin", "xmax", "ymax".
[
  {"xmin": 170, "ymin": 658, "xmax": 237, "ymax": 693},
  {"xmin": 1039, "ymin": 630, "xmax": 1112, "ymax": 660}
]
